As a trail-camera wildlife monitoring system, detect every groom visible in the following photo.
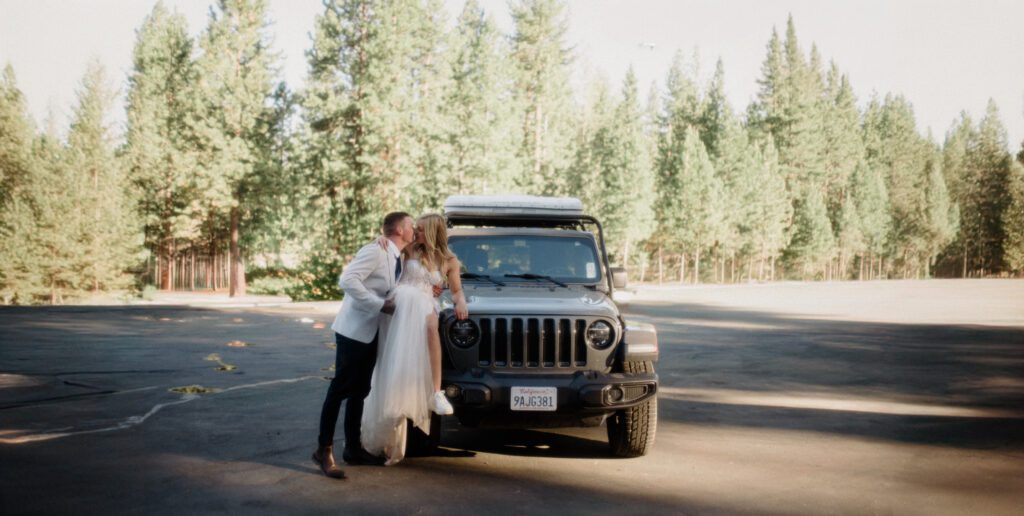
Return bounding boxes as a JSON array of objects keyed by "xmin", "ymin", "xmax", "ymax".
[{"xmin": 313, "ymin": 211, "xmax": 415, "ymax": 479}]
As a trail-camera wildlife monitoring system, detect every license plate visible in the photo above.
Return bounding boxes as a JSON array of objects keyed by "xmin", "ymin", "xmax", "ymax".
[{"xmin": 510, "ymin": 386, "xmax": 557, "ymax": 411}]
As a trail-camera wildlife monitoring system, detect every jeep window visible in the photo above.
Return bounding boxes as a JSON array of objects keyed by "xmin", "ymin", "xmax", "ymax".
[{"xmin": 450, "ymin": 235, "xmax": 601, "ymax": 284}]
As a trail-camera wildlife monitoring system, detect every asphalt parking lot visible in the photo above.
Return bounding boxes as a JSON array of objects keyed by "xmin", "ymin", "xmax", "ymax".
[{"xmin": 2, "ymin": 280, "xmax": 1023, "ymax": 515}]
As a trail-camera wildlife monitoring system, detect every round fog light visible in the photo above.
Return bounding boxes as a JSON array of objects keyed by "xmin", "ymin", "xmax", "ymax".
[
  {"xmin": 609, "ymin": 387, "xmax": 624, "ymax": 402},
  {"xmin": 445, "ymin": 384, "xmax": 462, "ymax": 399}
]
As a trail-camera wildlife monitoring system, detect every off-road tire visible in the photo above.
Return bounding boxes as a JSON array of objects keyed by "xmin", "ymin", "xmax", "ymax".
[
  {"xmin": 405, "ymin": 413, "xmax": 441, "ymax": 457},
  {"xmin": 607, "ymin": 360, "xmax": 657, "ymax": 457}
]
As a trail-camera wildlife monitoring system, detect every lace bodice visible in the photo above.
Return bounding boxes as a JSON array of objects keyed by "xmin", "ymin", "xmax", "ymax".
[{"xmin": 400, "ymin": 258, "xmax": 443, "ymax": 291}]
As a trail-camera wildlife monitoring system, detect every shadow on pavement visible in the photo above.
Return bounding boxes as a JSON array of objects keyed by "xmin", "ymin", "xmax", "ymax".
[
  {"xmin": 438, "ymin": 425, "xmax": 610, "ymax": 459},
  {"xmin": 628, "ymin": 300, "xmax": 1024, "ymax": 450}
]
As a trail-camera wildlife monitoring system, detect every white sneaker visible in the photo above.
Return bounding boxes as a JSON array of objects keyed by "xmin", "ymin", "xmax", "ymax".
[{"xmin": 431, "ymin": 390, "xmax": 454, "ymax": 415}]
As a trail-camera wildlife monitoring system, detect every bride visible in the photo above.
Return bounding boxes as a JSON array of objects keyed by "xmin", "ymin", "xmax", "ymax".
[{"xmin": 360, "ymin": 213, "xmax": 469, "ymax": 465}]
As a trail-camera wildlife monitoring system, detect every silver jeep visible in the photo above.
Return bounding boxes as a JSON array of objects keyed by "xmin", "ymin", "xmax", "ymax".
[{"xmin": 413, "ymin": 195, "xmax": 659, "ymax": 458}]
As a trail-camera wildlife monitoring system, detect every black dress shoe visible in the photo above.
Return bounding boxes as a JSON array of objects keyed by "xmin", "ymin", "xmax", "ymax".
[{"xmin": 342, "ymin": 446, "xmax": 386, "ymax": 466}]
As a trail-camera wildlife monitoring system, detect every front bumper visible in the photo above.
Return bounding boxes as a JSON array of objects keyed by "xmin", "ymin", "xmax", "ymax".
[{"xmin": 442, "ymin": 367, "xmax": 658, "ymax": 417}]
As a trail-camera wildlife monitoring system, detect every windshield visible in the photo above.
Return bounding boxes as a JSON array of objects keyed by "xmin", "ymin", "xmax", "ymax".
[{"xmin": 449, "ymin": 234, "xmax": 602, "ymax": 284}]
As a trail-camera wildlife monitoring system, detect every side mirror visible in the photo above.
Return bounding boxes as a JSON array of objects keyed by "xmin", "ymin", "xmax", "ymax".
[{"xmin": 610, "ymin": 267, "xmax": 628, "ymax": 289}]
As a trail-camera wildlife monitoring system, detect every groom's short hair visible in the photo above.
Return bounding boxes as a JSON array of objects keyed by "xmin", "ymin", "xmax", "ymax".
[{"xmin": 382, "ymin": 211, "xmax": 411, "ymax": 236}]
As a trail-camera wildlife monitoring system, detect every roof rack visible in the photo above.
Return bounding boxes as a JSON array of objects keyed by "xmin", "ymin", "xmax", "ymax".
[{"xmin": 444, "ymin": 195, "xmax": 584, "ymax": 219}]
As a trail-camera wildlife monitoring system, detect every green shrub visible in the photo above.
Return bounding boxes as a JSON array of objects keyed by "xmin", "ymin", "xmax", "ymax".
[{"xmin": 284, "ymin": 251, "xmax": 343, "ymax": 301}]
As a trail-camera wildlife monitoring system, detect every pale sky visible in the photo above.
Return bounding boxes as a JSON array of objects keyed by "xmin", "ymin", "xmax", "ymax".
[{"xmin": 1, "ymin": 0, "xmax": 1022, "ymax": 149}]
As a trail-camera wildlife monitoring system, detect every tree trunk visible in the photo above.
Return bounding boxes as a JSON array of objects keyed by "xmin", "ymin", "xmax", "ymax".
[
  {"xmin": 657, "ymin": 246, "xmax": 663, "ymax": 284},
  {"xmin": 961, "ymin": 246, "xmax": 968, "ymax": 278},
  {"xmin": 533, "ymin": 104, "xmax": 543, "ymax": 182},
  {"xmin": 679, "ymin": 254, "xmax": 685, "ymax": 283},
  {"xmin": 693, "ymin": 250, "xmax": 701, "ymax": 285},
  {"xmin": 229, "ymin": 206, "xmax": 246, "ymax": 297},
  {"xmin": 159, "ymin": 239, "xmax": 173, "ymax": 290},
  {"xmin": 758, "ymin": 253, "xmax": 766, "ymax": 281},
  {"xmin": 209, "ymin": 244, "xmax": 217, "ymax": 290},
  {"xmin": 618, "ymin": 237, "xmax": 626, "ymax": 270}
]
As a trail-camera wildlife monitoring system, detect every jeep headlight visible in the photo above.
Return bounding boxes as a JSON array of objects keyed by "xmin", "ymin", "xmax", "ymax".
[
  {"xmin": 448, "ymin": 319, "xmax": 480, "ymax": 348},
  {"xmin": 586, "ymin": 320, "xmax": 614, "ymax": 349}
]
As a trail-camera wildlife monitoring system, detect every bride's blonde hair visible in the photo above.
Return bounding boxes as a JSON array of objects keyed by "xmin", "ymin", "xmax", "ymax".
[{"xmin": 409, "ymin": 213, "xmax": 454, "ymax": 270}]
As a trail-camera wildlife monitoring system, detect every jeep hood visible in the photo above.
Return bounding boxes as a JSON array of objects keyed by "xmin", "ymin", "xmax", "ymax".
[{"xmin": 445, "ymin": 286, "xmax": 619, "ymax": 318}]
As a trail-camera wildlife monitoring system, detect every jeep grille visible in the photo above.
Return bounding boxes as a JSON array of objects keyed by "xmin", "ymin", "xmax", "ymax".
[{"xmin": 478, "ymin": 316, "xmax": 588, "ymax": 368}]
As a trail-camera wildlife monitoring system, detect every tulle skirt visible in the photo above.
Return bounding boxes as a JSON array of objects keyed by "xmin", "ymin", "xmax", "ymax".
[{"xmin": 360, "ymin": 283, "xmax": 435, "ymax": 464}]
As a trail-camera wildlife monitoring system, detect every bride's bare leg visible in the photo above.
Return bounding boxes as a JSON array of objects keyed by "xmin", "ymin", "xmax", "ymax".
[{"xmin": 426, "ymin": 313, "xmax": 442, "ymax": 391}]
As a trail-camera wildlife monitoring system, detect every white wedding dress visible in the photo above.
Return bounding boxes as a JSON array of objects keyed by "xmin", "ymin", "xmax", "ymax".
[{"xmin": 360, "ymin": 256, "xmax": 442, "ymax": 465}]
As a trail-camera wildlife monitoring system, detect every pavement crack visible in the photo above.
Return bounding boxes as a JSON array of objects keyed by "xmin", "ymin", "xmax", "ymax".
[
  {"xmin": 61, "ymin": 380, "xmax": 103, "ymax": 390},
  {"xmin": 0, "ymin": 375, "xmax": 320, "ymax": 444},
  {"xmin": 0, "ymin": 390, "xmax": 118, "ymax": 411}
]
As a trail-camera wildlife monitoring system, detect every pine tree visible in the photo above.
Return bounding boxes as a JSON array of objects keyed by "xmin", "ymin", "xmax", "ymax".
[
  {"xmin": 785, "ymin": 187, "xmax": 834, "ymax": 279},
  {"xmin": 0, "ymin": 64, "xmax": 34, "ymax": 215},
  {"xmin": 834, "ymin": 189, "xmax": 864, "ymax": 279},
  {"xmin": 699, "ymin": 59, "xmax": 728, "ymax": 159},
  {"xmin": 608, "ymin": 68, "xmax": 656, "ymax": 270},
  {"xmin": 937, "ymin": 113, "xmax": 974, "ymax": 276},
  {"xmin": 675, "ymin": 128, "xmax": 724, "ymax": 283},
  {"xmin": 300, "ymin": 0, "xmax": 362, "ymax": 278},
  {"xmin": 746, "ymin": 139, "xmax": 791, "ymax": 280},
  {"xmin": 662, "ymin": 52, "xmax": 702, "ymax": 139},
  {"xmin": 777, "ymin": 18, "xmax": 828, "ymax": 195},
  {"xmin": 960, "ymin": 99, "xmax": 1013, "ymax": 275},
  {"xmin": 510, "ymin": 0, "xmax": 575, "ymax": 195},
  {"xmin": 570, "ymin": 69, "xmax": 654, "ymax": 269},
  {"xmin": 652, "ymin": 53, "xmax": 702, "ymax": 282},
  {"xmin": 65, "ymin": 60, "xmax": 142, "ymax": 294},
  {"xmin": 637, "ymin": 80, "xmax": 661, "ymax": 280},
  {"xmin": 749, "ymin": 17, "xmax": 833, "ymax": 276},
  {"xmin": 568, "ymin": 77, "xmax": 613, "ymax": 219},
  {"xmin": 822, "ymin": 65, "xmax": 864, "ymax": 223},
  {"xmin": 4, "ymin": 131, "xmax": 85, "ymax": 303},
  {"xmin": 942, "ymin": 113, "xmax": 974, "ymax": 203},
  {"xmin": 705, "ymin": 65, "xmax": 759, "ymax": 281},
  {"xmin": 922, "ymin": 150, "xmax": 957, "ymax": 276},
  {"xmin": 864, "ymin": 94, "xmax": 931, "ymax": 277},
  {"xmin": 298, "ymin": 0, "xmax": 450, "ymax": 299},
  {"xmin": 0, "ymin": 64, "xmax": 41, "ymax": 303},
  {"xmin": 1003, "ymin": 160, "xmax": 1024, "ymax": 273},
  {"xmin": 447, "ymin": 0, "xmax": 521, "ymax": 195},
  {"xmin": 851, "ymin": 159, "xmax": 892, "ymax": 279},
  {"xmin": 190, "ymin": 0, "xmax": 280, "ymax": 296},
  {"xmin": 242, "ymin": 83, "xmax": 301, "ymax": 263},
  {"xmin": 124, "ymin": 2, "xmax": 197, "ymax": 290},
  {"xmin": 747, "ymin": 28, "xmax": 784, "ymax": 145},
  {"xmin": 402, "ymin": 0, "xmax": 455, "ymax": 212}
]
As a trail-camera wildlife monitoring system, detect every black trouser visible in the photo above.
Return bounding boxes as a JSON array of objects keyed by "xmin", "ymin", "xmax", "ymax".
[{"xmin": 317, "ymin": 331, "xmax": 378, "ymax": 449}]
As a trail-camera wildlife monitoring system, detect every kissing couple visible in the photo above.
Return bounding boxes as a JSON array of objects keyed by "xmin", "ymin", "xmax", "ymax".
[{"xmin": 313, "ymin": 212, "xmax": 469, "ymax": 478}]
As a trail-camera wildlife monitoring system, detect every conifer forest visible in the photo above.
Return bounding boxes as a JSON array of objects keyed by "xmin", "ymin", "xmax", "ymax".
[{"xmin": 2, "ymin": 0, "xmax": 1023, "ymax": 304}]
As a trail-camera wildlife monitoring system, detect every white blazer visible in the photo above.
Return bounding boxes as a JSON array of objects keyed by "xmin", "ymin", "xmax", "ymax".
[{"xmin": 330, "ymin": 240, "xmax": 401, "ymax": 343}]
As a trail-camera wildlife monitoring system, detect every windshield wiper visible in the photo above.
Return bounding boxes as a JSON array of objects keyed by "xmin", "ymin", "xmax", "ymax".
[
  {"xmin": 461, "ymin": 272, "xmax": 505, "ymax": 286},
  {"xmin": 503, "ymin": 273, "xmax": 568, "ymax": 288}
]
